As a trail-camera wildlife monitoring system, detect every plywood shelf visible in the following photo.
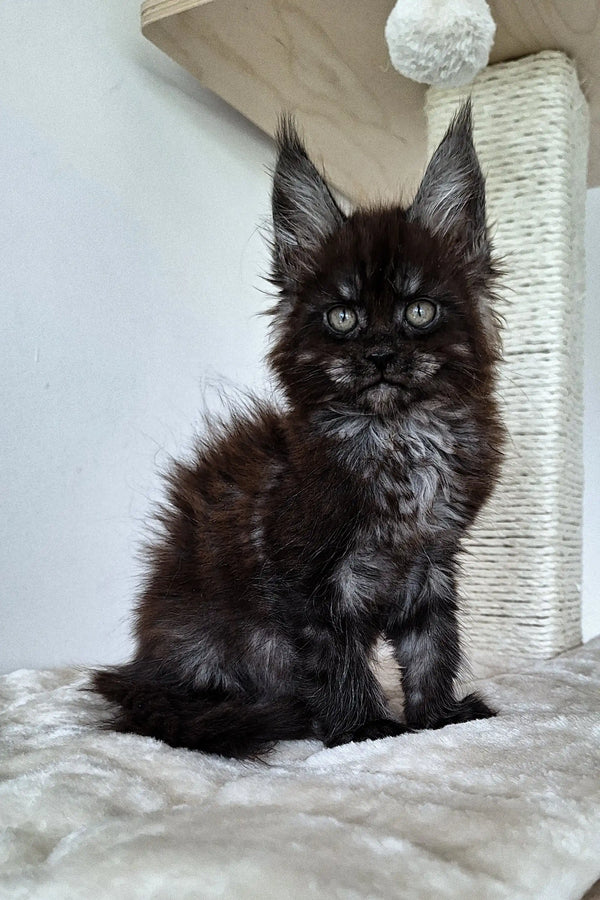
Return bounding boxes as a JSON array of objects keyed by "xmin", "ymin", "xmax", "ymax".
[{"xmin": 141, "ymin": 0, "xmax": 600, "ymax": 199}]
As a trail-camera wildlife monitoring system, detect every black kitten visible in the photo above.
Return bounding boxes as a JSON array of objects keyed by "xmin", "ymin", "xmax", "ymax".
[{"xmin": 93, "ymin": 103, "xmax": 504, "ymax": 758}]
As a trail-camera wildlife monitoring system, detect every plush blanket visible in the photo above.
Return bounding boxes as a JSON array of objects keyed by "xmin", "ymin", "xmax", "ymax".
[{"xmin": 1, "ymin": 638, "xmax": 600, "ymax": 900}]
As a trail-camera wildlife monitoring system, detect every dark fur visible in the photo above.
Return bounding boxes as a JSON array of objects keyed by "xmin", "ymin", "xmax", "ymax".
[{"xmin": 93, "ymin": 103, "xmax": 504, "ymax": 758}]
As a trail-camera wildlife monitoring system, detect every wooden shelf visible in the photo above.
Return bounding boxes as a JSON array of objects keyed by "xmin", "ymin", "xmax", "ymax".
[{"xmin": 141, "ymin": 0, "xmax": 600, "ymax": 199}]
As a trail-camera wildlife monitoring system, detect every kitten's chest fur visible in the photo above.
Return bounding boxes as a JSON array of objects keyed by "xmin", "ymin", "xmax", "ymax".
[
  {"xmin": 318, "ymin": 402, "xmax": 469, "ymax": 536},
  {"xmin": 301, "ymin": 403, "xmax": 474, "ymax": 613}
]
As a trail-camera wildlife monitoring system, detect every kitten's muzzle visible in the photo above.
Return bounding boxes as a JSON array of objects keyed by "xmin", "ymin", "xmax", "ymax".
[
  {"xmin": 361, "ymin": 372, "xmax": 411, "ymax": 392},
  {"xmin": 363, "ymin": 348, "xmax": 411, "ymax": 388},
  {"xmin": 366, "ymin": 347, "xmax": 396, "ymax": 370}
]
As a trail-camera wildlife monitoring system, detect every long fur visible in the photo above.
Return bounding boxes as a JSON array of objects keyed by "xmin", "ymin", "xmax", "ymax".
[
  {"xmin": 93, "ymin": 662, "xmax": 309, "ymax": 759},
  {"xmin": 92, "ymin": 103, "xmax": 504, "ymax": 758}
]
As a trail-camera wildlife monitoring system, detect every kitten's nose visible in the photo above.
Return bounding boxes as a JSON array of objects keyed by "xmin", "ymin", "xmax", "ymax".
[{"xmin": 366, "ymin": 347, "xmax": 396, "ymax": 370}]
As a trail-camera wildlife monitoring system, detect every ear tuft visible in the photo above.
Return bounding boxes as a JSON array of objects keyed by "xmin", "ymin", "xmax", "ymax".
[
  {"xmin": 271, "ymin": 116, "xmax": 345, "ymax": 288},
  {"xmin": 408, "ymin": 100, "xmax": 488, "ymax": 261}
]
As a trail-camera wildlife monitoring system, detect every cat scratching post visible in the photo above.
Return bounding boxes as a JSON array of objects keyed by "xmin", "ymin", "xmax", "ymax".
[{"xmin": 426, "ymin": 51, "xmax": 588, "ymax": 671}]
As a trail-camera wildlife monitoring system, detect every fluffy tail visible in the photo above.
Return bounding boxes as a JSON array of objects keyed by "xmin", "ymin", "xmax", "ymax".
[{"xmin": 91, "ymin": 662, "xmax": 310, "ymax": 759}]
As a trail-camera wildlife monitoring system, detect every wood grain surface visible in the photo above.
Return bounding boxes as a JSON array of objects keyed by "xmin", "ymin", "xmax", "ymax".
[{"xmin": 140, "ymin": 0, "xmax": 600, "ymax": 199}]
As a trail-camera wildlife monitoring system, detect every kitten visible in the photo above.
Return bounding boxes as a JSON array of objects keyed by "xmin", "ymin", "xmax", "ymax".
[{"xmin": 93, "ymin": 102, "xmax": 504, "ymax": 758}]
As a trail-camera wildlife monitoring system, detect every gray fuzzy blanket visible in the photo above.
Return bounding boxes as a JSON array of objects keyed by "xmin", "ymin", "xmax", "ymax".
[{"xmin": 1, "ymin": 638, "xmax": 600, "ymax": 899}]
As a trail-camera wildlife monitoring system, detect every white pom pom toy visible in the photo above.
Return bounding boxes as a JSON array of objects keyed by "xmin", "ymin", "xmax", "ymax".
[{"xmin": 385, "ymin": 0, "xmax": 496, "ymax": 87}]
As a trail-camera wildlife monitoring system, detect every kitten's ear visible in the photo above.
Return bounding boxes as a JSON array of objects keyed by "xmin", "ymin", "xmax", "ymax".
[
  {"xmin": 408, "ymin": 101, "xmax": 488, "ymax": 260},
  {"xmin": 271, "ymin": 116, "xmax": 345, "ymax": 287}
]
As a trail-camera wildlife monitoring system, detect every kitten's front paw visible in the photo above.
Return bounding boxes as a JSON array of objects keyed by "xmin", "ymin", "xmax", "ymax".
[
  {"xmin": 324, "ymin": 718, "xmax": 410, "ymax": 748},
  {"xmin": 434, "ymin": 693, "xmax": 496, "ymax": 729},
  {"xmin": 405, "ymin": 692, "xmax": 496, "ymax": 730}
]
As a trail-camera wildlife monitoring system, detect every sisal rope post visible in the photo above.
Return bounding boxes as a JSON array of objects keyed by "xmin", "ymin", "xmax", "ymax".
[{"xmin": 426, "ymin": 51, "xmax": 589, "ymax": 671}]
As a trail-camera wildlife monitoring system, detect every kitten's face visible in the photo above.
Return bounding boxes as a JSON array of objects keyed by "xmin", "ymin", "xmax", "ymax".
[{"xmin": 269, "ymin": 107, "xmax": 499, "ymax": 418}]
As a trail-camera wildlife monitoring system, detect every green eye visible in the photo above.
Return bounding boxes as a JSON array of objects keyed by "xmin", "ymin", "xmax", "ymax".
[
  {"xmin": 404, "ymin": 299, "xmax": 437, "ymax": 328},
  {"xmin": 326, "ymin": 306, "xmax": 358, "ymax": 334}
]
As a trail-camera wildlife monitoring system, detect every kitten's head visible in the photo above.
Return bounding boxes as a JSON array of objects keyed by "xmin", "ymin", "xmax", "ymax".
[{"xmin": 268, "ymin": 104, "xmax": 500, "ymax": 418}]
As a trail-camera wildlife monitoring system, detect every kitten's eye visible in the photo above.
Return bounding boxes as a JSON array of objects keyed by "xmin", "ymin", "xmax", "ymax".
[
  {"xmin": 326, "ymin": 306, "xmax": 358, "ymax": 334},
  {"xmin": 404, "ymin": 299, "xmax": 437, "ymax": 328}
]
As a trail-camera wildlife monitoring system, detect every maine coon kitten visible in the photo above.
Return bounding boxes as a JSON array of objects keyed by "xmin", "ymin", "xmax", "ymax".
[{"xmin": 93, "ymin": 102, "xmax": 504, "ymax": 758}]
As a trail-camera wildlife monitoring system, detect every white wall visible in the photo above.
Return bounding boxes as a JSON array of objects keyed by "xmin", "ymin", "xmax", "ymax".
[
  {"xmin": 583, "ymin": 188, "xmax": 600, "ymax": 641},
  {"xmin": 1, "ymin": 0, "xmax": 598, "ymax": 672},
  {"xmin": 1, "ymin": 0, "xmax": 274, "ymax": 672}
]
